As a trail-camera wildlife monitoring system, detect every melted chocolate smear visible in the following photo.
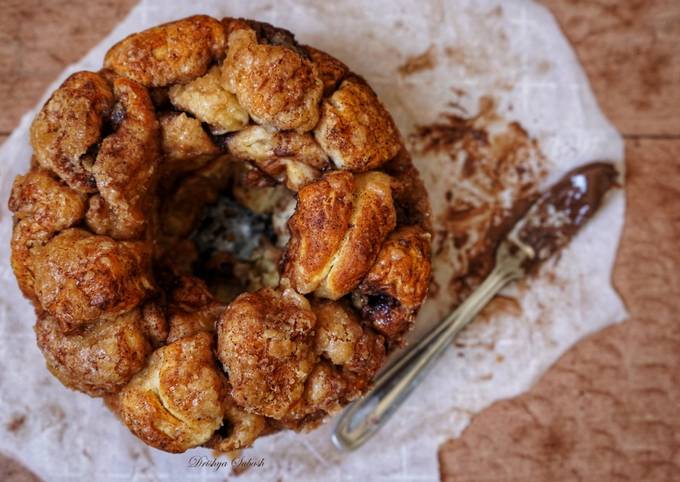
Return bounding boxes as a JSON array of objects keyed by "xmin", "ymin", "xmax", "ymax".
[
  {"xmin": 518, "ymin": 162, "xmax": 619, "ymax": 270},
  {"xmin": 398, "ymin": 45, "xmax": 437, "ymax": 76},
  {"xmin": 6, "ymin": 414, "xmax": 26, "ymax": 433},
  {"xmin": 411, "ymin": 112, "xmax": 488, "ymax": 157},
  {"xmin": 410, "ymin": 95, "xmax": 548, "ymax": 309}
]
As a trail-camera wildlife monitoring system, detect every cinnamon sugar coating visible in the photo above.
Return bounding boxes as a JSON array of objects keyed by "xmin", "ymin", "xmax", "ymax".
[
  {"xmin": 304, "ymin": 45, "xmax": 349, "ymax": 96},
  {"xmin": 159, "ymin": 112, "xmax": 219, "ymax": 176},
  {"xmin": 30, "ymin": 72, "xmax": 114, "ymax": 192},
  {"xmin": 354, "ymin": 226, "xmax": 432, "ymax": 340},
  {"xmin": 216, "ymin": 288, "xmax": 317, "ymax": 419},
  {"xmin": 86, "ymin": 77, "xmax": 160, "ymax": 240},
  {"xmin": 10, "ymin": 15, "xmax": 431, "ymax": 454},
  {"xmin": 222, "ymin": 24, "xmax": 323, "ymax": 131},
  {"xmin": 32, "ymin": 229, "xmax": 154, "ymax": 332},
  {"xmin": 9, "ymin": 170, "xmax": 87, "ymax": 300},
  {"xmin": 166, "ymin": 276, "xmax": 225, "ymax": 343},
  {"xmin": 314, "ymin": 76, "xmax": 402, "ymax": 172},
  {"xmin": 114, "ymin": 332, "xmax": 227, "ymax": 452},
  {"xmin": 104, "ymin": 15, "xmax": 227, "ymax": 87},
  {"xmin": 35, "ymin": 310, "xmax": 151, "ymax": 397},
  {"xmin": 227, "ymin": 125, "xmax": 329, "ymax": 190},
  {"xmin": 283, "ymin": 171, "xmax": 397, "ymax": 300}
]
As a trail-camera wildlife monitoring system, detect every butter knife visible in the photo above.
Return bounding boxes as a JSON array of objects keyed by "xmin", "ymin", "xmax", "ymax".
[{"xmin": 332, "ymin": 162, "xmax": 619, "ymax": 451}]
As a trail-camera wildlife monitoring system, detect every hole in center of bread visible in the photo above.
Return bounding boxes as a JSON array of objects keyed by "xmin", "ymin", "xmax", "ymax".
[{"xmin": 185, "ymin": 163, "xmax": 295, "ymax": 303}]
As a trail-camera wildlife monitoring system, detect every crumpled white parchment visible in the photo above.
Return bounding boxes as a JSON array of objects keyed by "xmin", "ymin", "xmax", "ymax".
[{"xmin": 0, "ymin": 0, "xmax": 626, "ymax": 480}]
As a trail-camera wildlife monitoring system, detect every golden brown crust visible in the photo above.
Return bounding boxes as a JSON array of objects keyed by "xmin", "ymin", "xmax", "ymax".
[
  {"xmin": 32, "ymin": 228, "xmax": 154, "ymax": 333},
  {"xmin": 360, "ymin": 226, "xmax": 432, "ymax": 309},
  {"xmin": 116, "ymin": 332, "xmax": 227, "ymax": 452},
  {"xmin": 383, "ymin": 148, "xmax": 433, "ymax": 231},
  {"xmin": 10, "ymin": 220, "xmax": 50, "ymax": 302},
  {"xmin": 204, "ymin": 396, "xmax": 267, "ymax": 452},
  {"xmin": 159, "ymin": 112, "xmax": 218, "ymax": 177},
  {"xmin": 9, "ymin": 170, "xmax": 88, "ymax": 301},
  {"xmin": 283, "ymin": 171, "xmax": 355, "ymax": 293},
  {"xmin": 282, "ymin": 301, "xmax": 385, "ymax": 428},
  {"xmin": 87, "ymin": 77, "xmax": 160, "ymax": 240},
  {"xmin": 316, "ymin": 172, "xmax": 397, "ymax": 299},
  {"xmin": 227, "ymin": 125, "xmax": 329, "ymax": 190},
  {"xmin": 35, "ymin": 310, "xmax": 151, "ymax": 397},
  {"xmin": 304, "ymin": 46, "xmax": 348, "ymax": 96},
  {"xmin": 313, "ymin": 301, "xmax": 386, "ymax": 379},
  {"xmin": 9, "ymin": 169, "xmax": 87, "ymax": 232},
  {"xmin": 30, "ymin": 72, "xmax": 114, "ymax": 192},
  {"xmin": 216, "ymin": 288, "xmax": 317, "ymax": 419},
  {"xmin": 283, "ymin": 172, "xmax": 396, "ymax": 300},
  {"xmin": 281, "ymin": 361, "xmax": 347, "ymax": 429},
  {"xmin": 223, "ymin": 27, "xmax": 323, "ymax": 131},
  {"xmin": 354, "ymin": 226, "xmax": 432, "ymax": 340},
  {"xmin": 284, "ymin": 171, "xmax": 397, "ymax": 300},
  {"xmin": 166, "ymin": 276, "xmax": 225, "ymax": 343},
  {"xmin": 169, "ymin": 66, "xmax": 248, "ymax": 134},
  {"xmin": 104, "ymin": 15, "xmax": 227, "ymax": 87},
  {"xmin": 141, "ymin": 300, "xmax": 169, "ymax": 348},
  {"xmin": 314, "ymin": 76, "xmax": 402, "ymax": 171}
]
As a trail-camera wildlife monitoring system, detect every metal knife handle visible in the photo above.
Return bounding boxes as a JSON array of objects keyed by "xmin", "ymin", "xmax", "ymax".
[{"xmin": 332, "ymin": 261, "xmax": 522, "ymax": 451}]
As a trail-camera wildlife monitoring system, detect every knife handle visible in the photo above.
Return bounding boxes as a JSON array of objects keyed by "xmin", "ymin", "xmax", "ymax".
[{"xmin": 332, "ymin": 262, "xmax": 521, "ymax": 451}]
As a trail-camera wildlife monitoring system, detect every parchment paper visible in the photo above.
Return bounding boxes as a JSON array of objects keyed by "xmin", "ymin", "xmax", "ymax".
[{"xmin": 0, "ymin": 0, "xmax": 626, "ymax": 480}]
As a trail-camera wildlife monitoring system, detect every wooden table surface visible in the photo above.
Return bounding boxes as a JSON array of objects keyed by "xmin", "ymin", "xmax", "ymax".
[{"xmin": 1, "ymin": 1, "xmax": 679, "ymax": 480}]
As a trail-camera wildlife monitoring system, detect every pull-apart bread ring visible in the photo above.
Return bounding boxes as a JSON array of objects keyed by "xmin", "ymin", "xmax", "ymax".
[{"xmin": 9, "ymin": 15, "xmax": 432, "ymax": 453}]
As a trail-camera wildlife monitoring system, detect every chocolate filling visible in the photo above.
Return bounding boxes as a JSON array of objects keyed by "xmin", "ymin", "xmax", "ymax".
[
  {"xmin": 357, "ymin": 292, "xmax": 410, "ymax": 341},
  {"xmin": 517, "ymin": 162, "xmax": 619, "ymax": 270}
]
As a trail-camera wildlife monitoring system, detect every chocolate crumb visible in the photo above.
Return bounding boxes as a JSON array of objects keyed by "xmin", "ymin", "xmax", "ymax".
[
  {"xmin": 6, "ymin": 414, "xmax": 26, "ymax": 433},
  {"xmin": 398, "ymin": 45, "xmax": 436, "ymax": 76},
  {"xmin": 47, "ymin": 404, "xmax": 65, "ymax": 423},
  {"xmin": 536, "ymin": 60, "xmax": 553, "ymax": 75},
  {"xmin": 517, "ymin": 162, "xmax": 619, "ymax": 272}
]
